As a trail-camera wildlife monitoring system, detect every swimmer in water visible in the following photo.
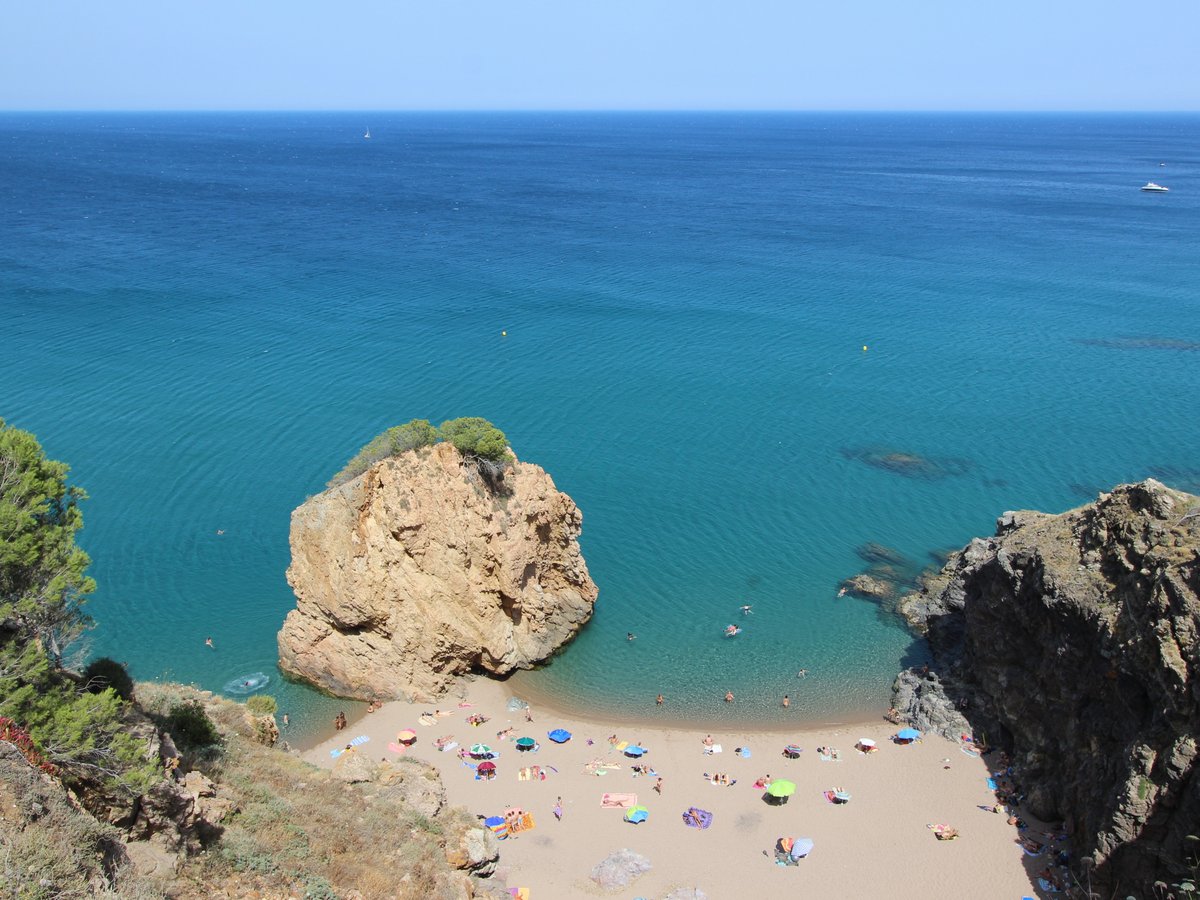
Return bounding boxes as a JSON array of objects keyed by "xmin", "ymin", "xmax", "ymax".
[
  {"xmin": 627, "ymin": 632, "xmax": 636, "ymax": 641},
  {"xmin": 797, "ymin": 668, "xmax": 808, "ymax": 678},
  {"xmin": 205, "ymin": 637, "xmax": 214, "ymax": 649},
  {"xmin": 216, "ymin": 530, "xmax": 225, "ymax": 535},
  {"xmin": 740, "ymin": 605, "xmax": 752, "ymax": 615},
  {"xmin": 837, "ymin": 587, "xmax": 847, "ymax": 597},
  {"xmin": 724, "ymin": 690, "xmax": 734, "ymax": 703}
]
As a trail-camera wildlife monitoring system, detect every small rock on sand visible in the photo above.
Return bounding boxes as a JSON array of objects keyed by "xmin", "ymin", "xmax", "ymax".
[{"xmin": 590, "ymin": 848, "xmax": 652, "ymax": 890}]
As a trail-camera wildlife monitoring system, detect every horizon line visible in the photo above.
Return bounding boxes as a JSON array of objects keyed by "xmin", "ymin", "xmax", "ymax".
[{"xmin": 2, "ymin": 107, "xmax": 1199, "ymax": 115}]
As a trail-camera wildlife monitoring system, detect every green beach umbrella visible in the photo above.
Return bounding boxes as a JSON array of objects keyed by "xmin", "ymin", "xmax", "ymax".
[
  {"xmin": 469, "ymin": 743, "xmax": 493, "ymax": 757},
  {"xmin": 766, "ymin": 780, "xmax": 797, "ymax": 798}
]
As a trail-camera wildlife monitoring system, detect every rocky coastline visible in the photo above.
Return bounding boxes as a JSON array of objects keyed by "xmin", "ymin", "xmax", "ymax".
[{"xmin": 890, "ymin": 480, "xmax": 1200, "ymax": 894}]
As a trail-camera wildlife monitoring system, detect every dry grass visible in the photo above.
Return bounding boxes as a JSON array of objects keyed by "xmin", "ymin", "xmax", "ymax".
[{"xmin": 144, "ymin": 685, "xmax": 481, "ymax": 900}]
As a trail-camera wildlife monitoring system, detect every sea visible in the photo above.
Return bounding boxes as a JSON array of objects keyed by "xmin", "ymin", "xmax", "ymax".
[{"xmin": 3, "ymin": 112, "xmax": 1198, "ymax": 742}]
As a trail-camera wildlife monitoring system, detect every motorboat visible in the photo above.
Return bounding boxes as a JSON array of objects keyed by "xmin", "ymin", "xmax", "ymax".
[{"xmin": 1140, "ymin": 182, "xmax": 1169, "ymax": 192}]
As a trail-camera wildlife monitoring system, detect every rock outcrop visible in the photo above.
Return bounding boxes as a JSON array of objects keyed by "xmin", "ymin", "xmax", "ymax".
[
  {"xmin": 897, "ymin": 480, "xmax": 1200, "ymax": 893},
  {"xmin": 279, "ymin": 442, "xmax": 598, "ymax": 700}
]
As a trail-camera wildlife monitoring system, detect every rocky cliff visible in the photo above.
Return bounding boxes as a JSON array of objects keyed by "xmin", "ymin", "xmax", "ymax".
[
  {"xmin": 279, "ymin": 442, "xmax": 598, "ymax": 700},
  {"xmin": 897, "ymin": 480, "xmax": 1200, "ymax": 893}
]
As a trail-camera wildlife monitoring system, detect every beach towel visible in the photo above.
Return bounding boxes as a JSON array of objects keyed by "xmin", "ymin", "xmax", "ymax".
[
  {"xmin": 507, "ymin": 889, "xmax": 530, "ymax": 900},
  {"xmin": 986, "ymin": 777, "xmax": 998, "ymax": 790},
  {"xmin": 1037, "ymin": 878, "xmax": 1062, "ymax": 894},
  {"xmin": 614, "ymin": 741, "xmax": 629, "ymax": 752},
  {"xmin": 737, "ymin": 747, "xmax": 751, "ymax": 758},
  {"xmin": 350, "ymin": 735, "xmax": 369, "ymax": 746},
  {"xmin": 703, "ymin": 744, "xmax": 722, "ymax": 755},
  {"xmin": 601, "ymin": 792, "xmax": 638, "ymax": 808},
  {"xmin": 439, "ymin": 741, "xmax": 458, "ymax": 753},
  {"xmin": 818, "ymin": 751, "xmax": 840, "ymax": 762},
  {"xmin": 387, "ymin": 742, "xmax": 406, "ymax": 754},
  {"xmin": 519, "ymin": 766, "xmax": 545, "ymax": 782},
  {"xmin": 419, "ymin": 715, "xmax": 436, "ymax": 726},
  {"xmin": 960, "ymin": 745, "xmax": 981, "ymax": 757},
  {"xmin": 682, "ymin": 807, "xmax": 713, "ymax": 829}
]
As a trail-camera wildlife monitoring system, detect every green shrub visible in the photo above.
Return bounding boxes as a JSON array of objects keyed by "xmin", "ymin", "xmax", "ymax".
[
  {"xmin": 328, "ymin": 418, "xmax": 438, "ymax": 486},
  {"xmin": 246, "ymin": 694, "xmax": 278, "ymax": 716},
  {"xmin": 83, "ymin": 657, "xmax": 135, "ymax": 701},
  {"xmin": 166, "ymin": 701, "xmax": 222, "ymax": 749},
  {"xmin": 439, "ymin": 417, "xmax": 510, "ymax": 462}
]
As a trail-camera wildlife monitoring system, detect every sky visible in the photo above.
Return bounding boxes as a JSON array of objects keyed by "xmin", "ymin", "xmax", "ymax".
[{"xmin": 3, "ymin": 1, "xmax": 1198, "ymax": 111}]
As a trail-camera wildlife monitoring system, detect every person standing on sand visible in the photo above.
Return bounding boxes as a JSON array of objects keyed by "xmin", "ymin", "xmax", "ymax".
[
  {"xmin": 553, "ymin": 797, "xmax": 563, "ymax": 821},
  {"xmin": 653, "ymin": 777, "xmax": 663, "ymax": 794}
]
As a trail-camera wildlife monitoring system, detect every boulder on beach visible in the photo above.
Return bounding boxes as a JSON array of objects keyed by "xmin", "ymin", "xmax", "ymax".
[{"xmin": 590, "ymin": 848, "xmax": 652, "ymax": 890}]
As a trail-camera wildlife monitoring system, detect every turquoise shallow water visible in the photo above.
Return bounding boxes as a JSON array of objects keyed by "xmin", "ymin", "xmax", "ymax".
[{"xmin": 3, "ymin": 112, "xmax": 1199, "ymax": 739}]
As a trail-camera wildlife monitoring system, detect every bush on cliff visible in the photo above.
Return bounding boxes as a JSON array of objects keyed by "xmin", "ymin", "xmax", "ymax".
[
  {"xmin": 166, "ymin": 700, "xmax": 222, "ymax": 749},
  {"xmin": 83, "ymin": 657, "xmax": 135, "ymax": 701},
  {"xmin": 438, "ymin": 417, "xmax": 510, "ymax": 463},
  {"xmin": 328, "ymin": 418, "xmax": 438, "ymax": 487}
]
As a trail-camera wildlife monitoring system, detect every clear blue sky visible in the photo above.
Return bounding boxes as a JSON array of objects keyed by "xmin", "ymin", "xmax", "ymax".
[{"xmin": 4, "ymin": 0, "xmax": 1198, "ymax": 111}]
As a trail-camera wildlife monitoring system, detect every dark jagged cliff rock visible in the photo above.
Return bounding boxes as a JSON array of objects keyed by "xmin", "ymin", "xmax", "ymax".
[
  {"xmin": 279, "ymin": 442, "xmax": 598, "ymax": 701},
  {"xmin": 896, "ymin": 480, "xmax": 1200, "ymax": 893}
]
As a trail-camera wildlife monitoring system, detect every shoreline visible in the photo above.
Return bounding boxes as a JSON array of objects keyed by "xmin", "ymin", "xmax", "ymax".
[
  {"xmin": 301, "ymin": 675, "xmax": 1049, "ymax": 899},
  {"xmin": 291, "ymin": 668, "xmax": 892, "ymax": 755}
]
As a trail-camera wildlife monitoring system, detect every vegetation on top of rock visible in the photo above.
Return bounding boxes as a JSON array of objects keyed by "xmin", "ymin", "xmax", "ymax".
[
  {"xmin": 328, "ymin": 418, "xmax": 438, "ymax": 487},
  {"xmin": 438, "ymin": 417, "xmax": 510, "ymax": 463},
  {"xmin": 328, "ymin": 416, "xmax": 511, "ymax": 488},
  {"xmin": 0, "ymin": 419, "xmax": 160, "ymax": 796}
]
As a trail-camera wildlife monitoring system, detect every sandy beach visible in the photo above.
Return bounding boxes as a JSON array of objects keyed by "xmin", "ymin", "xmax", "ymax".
[{"xmin": 304, "ymin": 678, "xmax": 1054, "ymax": 899}]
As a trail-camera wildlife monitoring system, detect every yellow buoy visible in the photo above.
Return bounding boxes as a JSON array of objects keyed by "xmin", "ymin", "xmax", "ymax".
[
  {"xmin": 862, "ymin": 345, "xmax": 868, "ymax": 351},
  {"xmin": 501, "ymin": 331, "xmax": 507, "ymax": 337}
]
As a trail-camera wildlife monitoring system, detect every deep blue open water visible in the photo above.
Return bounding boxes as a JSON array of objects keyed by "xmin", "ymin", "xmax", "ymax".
[{"xmin": 3, "ymin": 112, "xmax": 1198, "ymax": 737}]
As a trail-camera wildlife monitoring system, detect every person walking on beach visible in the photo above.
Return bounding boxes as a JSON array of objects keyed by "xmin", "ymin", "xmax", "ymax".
[
  {"xmin": 553, "ymin": 797, "xmax": 563, "ymax": 821},
  {"xmin": 653, "ymin": 777, "xmax": 663, "ymax": 795}
]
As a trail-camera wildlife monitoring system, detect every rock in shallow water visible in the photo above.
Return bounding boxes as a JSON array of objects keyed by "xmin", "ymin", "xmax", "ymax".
[{"xmin": 278, "ymin": 442, "xmax": 598, "ymax": 700}]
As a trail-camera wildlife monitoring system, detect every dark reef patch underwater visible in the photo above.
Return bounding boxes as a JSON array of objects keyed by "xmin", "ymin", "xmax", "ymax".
[{"xmin": 839, "ymin": 446, "xmax": 974, "ymax": 481}]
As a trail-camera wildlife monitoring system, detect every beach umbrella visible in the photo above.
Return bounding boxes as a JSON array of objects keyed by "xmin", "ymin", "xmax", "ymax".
[
  {"xmin": 516, "ymin": 737, "xmax": 536, "ymax": 751},
  {"xmin": 766, "ymin": 780, "xmax": 796, "ymax": 798},
  {"xmin": 791, "ymin": 838, "xmax": 814, "ymax": 859},
  {"xmin": 857, "ymin": 738, "xmax": 876, "ymax": 750},
  {"xmin": 547, "ymin": 729, "xmax": 571, "ymax": 743},
  {"xmin": 477, "ymin": 761, "xmax": 496, "ymax": 773},
  {"xmin": 624, "ymin": 745, "xmax": 646, "ymax": 758},
  {"xmin": 833, "ymin": 790, "xmax": 852, "ymax": 803},
  {"xmin": 470, "ymin": 743, "xmax": 493, "ymax": 757},
  {"xmin": 897, "ymin": 728, "xmax": 921, "ymax": 741},
  {"xmin": 624, "ymin": 805, "xmax": 649, "ymax": 824},
  {"xmin": 783, "ymin": 744, "xmax": 802, "ymax": 759},
  {"xmin": 397, "ymin": 729, "xmax": 417, "ymax": 743}
]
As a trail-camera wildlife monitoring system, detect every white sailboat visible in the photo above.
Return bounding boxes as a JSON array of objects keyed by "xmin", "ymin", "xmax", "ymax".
[{"xmin": 364, "ymin": 127, "xmax": 371, "ymax": 140}]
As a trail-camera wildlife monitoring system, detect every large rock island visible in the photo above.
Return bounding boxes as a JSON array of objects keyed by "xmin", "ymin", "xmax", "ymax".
[
  {"xmin": 278, "ymin": 442, "xmax": 598, "ymax": 700},
  {"xmin": 897, "ymin": 480, "xmax": 1200, "ymax": 894}
]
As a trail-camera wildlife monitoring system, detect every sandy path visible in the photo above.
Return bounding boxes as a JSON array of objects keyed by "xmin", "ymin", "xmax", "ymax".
[{"xmin": 304, "ymin": 678, "xmax": 1048, "ymax": 899}]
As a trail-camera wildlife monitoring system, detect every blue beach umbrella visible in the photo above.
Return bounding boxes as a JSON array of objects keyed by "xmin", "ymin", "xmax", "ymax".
[
  {"xmin": 624, "ymin": 745, "xmax": 646, "ymax": 758},
  {"xmin": 791, "ymin": 838, "xmax": 814, "ymax": 859},
  {"xmin": 897, "ymin": 728, "xmax": 922, "ymax": 741},
  {"xmin": 548, "ymin": 728, "xmax": 572, "ymax": 743},
  {"xmin": 624, "ymin": 805, "xmax": 649, "ymax": 824}
]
